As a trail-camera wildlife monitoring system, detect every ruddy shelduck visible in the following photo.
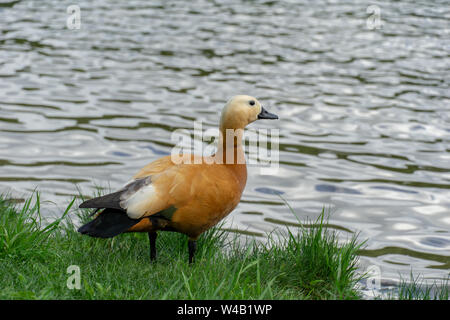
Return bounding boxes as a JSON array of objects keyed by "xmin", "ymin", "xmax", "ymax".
[{"xmin": 78, "ymin": 95, "xmax": 278, "ymax": 263}]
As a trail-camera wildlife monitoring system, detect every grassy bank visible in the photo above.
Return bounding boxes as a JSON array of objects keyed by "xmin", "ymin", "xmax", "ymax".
[
  {"xmin": 395, "ymin": 275, "xmax": 449, "ymax": 300},
  {"xmin": 0, "ymin": 193, "xmax": 366, "ymax": 300}
]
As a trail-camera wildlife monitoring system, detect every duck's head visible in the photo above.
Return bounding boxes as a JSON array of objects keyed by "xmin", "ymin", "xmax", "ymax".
[{"xmin": 219, "ymin": 95, "xmax": 278, "ymax": 131}]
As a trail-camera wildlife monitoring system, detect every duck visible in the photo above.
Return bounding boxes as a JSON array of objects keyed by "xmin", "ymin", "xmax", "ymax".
[{"xmin": 78, "ymin": 95, "xmax": 278, "ymax": 263}]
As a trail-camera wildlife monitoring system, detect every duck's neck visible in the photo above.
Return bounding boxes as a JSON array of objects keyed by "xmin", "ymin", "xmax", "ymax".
[
  {"xmin": 216, "ymin": 126, "xmax": 245, "ymax": 164},
  {"xmin": 215, "ymin": 126, "xmax": 247, "ymax": 190}
]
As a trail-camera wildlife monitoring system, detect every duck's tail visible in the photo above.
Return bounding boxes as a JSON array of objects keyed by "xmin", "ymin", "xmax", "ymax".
[{"xmin": 77, "ymin": 208, "xmax": 140, "ymax": 238}]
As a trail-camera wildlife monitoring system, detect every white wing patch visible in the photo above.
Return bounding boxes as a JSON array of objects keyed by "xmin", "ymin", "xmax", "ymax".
[
  {"xmin": 118, "ymin": 176, "xmax": 167, "ymax": 219},
  {"xmin": 120, "ymin": 184, "xmax": 157, "ymax": 219}
]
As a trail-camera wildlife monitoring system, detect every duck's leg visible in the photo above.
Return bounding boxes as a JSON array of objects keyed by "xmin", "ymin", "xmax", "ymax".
[
  {"xmin": 188, "ymin": 239, "xmax": 197, "ymax": 264},
  {"xmin": 148, "ymin": 232, "xmax": 157, "ymax": 262}
]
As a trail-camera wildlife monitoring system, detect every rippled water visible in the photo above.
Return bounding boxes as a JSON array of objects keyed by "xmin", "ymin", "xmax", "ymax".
[{"xmin": 1, "ymin": 0, "xmax": 449, "ymax": 290}]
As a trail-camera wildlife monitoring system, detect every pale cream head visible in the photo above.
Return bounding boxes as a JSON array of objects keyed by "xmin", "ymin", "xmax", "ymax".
[
  {"xmin": 216, "ymin": 95, "xmax": 278, "ymax": 159},
  {"xmin": 220, "ymin": 95, "xmax": 266, "ymax": 131}
]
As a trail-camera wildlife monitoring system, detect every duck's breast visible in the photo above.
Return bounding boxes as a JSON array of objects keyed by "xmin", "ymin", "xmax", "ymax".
[{"xmin": 164, "ymin": 163, "xmax": 244, "ymax": 238}]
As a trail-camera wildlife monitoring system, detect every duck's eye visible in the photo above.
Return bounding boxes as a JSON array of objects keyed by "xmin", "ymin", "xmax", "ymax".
[{"xmin": 249, "ymin": 100, "xmax": 256, "ymax": 106}]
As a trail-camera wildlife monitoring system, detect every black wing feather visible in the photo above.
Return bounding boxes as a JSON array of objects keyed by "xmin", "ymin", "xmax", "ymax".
[
  {"xmin": 78, "ymin": 208, "xmax": 141, "ymax": 238},
  {"xmin": 79, "ymin": 177, "xmax": 151, "ymax": 210},
  {"xmin": 77, "ymin": 177, "xmax": 152, "ymax": 238},
  {"xmin": 79, "ymin": 190, "xmax": 124, "ymax": 209}
]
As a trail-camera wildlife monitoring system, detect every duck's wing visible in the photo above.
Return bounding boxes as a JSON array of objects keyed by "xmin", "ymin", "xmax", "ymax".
[
  {"xmin": 79, "ymin": 176, "xmax": 153, "ymax": 211},
  {"xmin": 79, "ymin": 155, "xmax": 176, "ymax": 219}
]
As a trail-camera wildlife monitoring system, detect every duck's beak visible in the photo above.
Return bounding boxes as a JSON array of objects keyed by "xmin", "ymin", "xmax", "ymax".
[{"xmin": 258, "ymin": 107, "xmax": 278, "ymax": 120}]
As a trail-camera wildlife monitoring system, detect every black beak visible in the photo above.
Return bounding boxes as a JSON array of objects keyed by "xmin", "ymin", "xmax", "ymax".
[{"xmin": 258, "ymin": 107, "xmax": 278, "ymax": 120}]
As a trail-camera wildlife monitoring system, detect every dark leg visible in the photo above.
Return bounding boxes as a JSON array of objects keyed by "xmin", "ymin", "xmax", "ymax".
[
  {"xmin": 148, "ymin": 232, "xmax": 157, "ymax": 262},
  {"xmin": 188, "ymin": 239, "xmax": 197, "ymax": 264}
]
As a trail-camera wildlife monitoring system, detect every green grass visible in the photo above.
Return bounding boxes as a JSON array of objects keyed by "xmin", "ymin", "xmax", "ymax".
[
  {"xmin": 1, "ymin": 193, "xmax": 362, "ymax": 299},
  {"xmin": 393, "ymin": 273, "xmax": 449, "ymax": 300}
]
